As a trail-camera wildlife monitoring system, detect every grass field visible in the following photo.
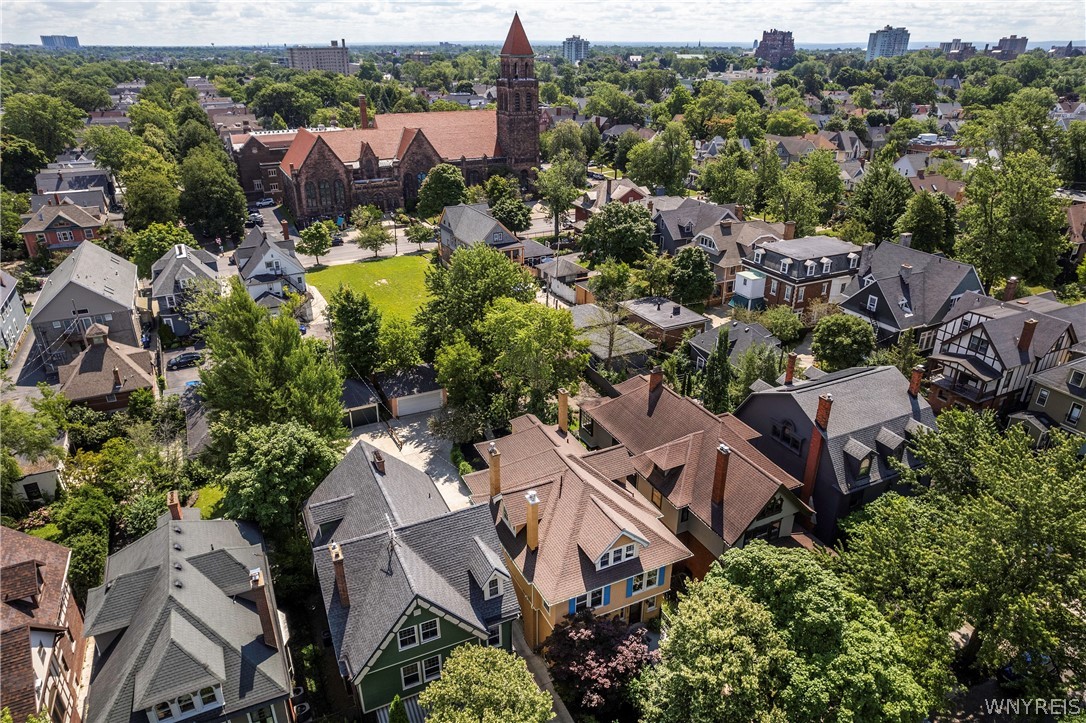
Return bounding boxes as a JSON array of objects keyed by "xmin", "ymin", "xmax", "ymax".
[
  {"xmin": 308, "ymin": 255, "xmax": 431, "ymax": 320},
  {"xmin": 194, "ymin": 484, "xmax": 225, "ymax": 518}
]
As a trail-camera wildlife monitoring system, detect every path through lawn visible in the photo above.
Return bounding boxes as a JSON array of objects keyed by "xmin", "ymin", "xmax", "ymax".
[{"xmin": 307, "ymin": 254, "xmax": 431, "ymax": 320}]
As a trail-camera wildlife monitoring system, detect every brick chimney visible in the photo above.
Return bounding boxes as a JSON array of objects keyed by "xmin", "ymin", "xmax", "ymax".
[
  {"xmin": 785, "ymin": 351, "xmax": 798, "ymax": 385},
  {"xmin": 488, "ymin": 442, "xmax": 501, "ymax": 497},
  {"xmin": 734, "ymin": 204, "xmax": 745, "ymax": 221},
  {"xmin": 648, "ymin": 366, "xmax": 663, "ymax": 393},
  {"xmin": 783, "ymin": 221, "xmax": 796, "ymax": 240},
  {"xmin": 372, "ymin": 449, "xmax": 385, "ymax": 474},
  {"xmin": 1002, "ymin": 276, "xmax": 1019, "ymax": 301},
  {"xmin": 329, "ymin": 542, "xmax": 349, "ymax": 607},
  {"xmin": 280, "ymin": 219, "xmax": 290, "ymax": 241},
  {"xmin": 112, "ymin": 367, "xmax": 121, "ymax": 387},
  {"xmin": 1018, "ymin": 318, "xmax": 1038, "ymax": 352},
  {"xmin": 525, "ymin": 490, "xmax": 539, "ymax": 551},
  {"xmin": 908, "ymin": 364, "xmax": 924, "ymax": 397},
  {"xmin": 917, "ymin": 168, "xmax": 925, "ymax": 180},
  {"xmin": 358, "ymin": 95, "xmax": 369, "ymax": 128},
  {"xmin": 557, "ymin": 388, "xmax": 569, "ymax": 433},
  {"xmin": 801, "ymin": 393, "xmax": 833, "ymax": 504},
  {"xmin": 167, "ymin": 490, "xmax": 182, "ymax": 521},
  {"xmin": 712, "ymin": 443, "xmax": 730, "ymax": 507},
  {"xmin": 249, "ymin": 568, "xmax": 278, "ymax": 648}
]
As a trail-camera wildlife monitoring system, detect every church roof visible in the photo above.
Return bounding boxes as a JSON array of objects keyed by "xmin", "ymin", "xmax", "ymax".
[{"xmin": 501, "ymin": 13, "xmax": 534, "ymax": 56}]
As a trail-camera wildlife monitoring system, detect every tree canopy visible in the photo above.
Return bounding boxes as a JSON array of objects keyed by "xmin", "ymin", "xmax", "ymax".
[
  {"xmin": 418, "ymin": 644, "xmax": 553, "ymax": 723},
  {"xmin": 417, "ymin": 163, "xmax": 467, "ymax": 218},
  {"xmin": 580, "ymin": 201, "xmax": 655, "ymax": 263},
  {"xmin": 810, "ymin": 313, "xmax": 876, "ymax": 372}
]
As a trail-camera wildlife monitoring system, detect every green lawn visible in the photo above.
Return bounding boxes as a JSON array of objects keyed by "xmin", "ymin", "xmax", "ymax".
[
  {"xmin": 194, "ymin": 484, "xmax": 225, "ymax": 519},
  {"xmin": 27, "ymin": 523, "xmax": 62, "ymax": 542},
  {"xmin": 308, "ymin": 255, "xmax": 431, "ymax": 320}
]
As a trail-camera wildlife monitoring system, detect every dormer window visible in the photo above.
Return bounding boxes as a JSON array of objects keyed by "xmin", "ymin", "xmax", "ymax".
[
  {"xmin": 753, "ymin": 249, "xmax": 764, "ymax": 264},
  {"xmin": 779, "ymin": 259, "xmax": 791, "ymax": 274},
  {"xmin": 698, "ymin": 236, "xmax": 717, "ymax": 251},
  {"xmin": 866, "ymin": 295, "xmax": 878, "ymax": 311},
  {"xmin": 596, "ymin": 542, "xmax": 638, "ymax": 570},
  {"xmin": 858, "ymin": 455, "xmax": 872, "ymax": 478},
  {"xmin": 863, "ymin": 275, "xmax": 874, "ymax": 287},
  {"xmin": 805, "ymin": 260, "xmax": 816, "ymax": 277},
  {"xmin": 484, "ymin": 576, "xmax": 504, "ymax": 600},
  {"xmin": 493, "ymin": 231, "xmax": 503, "ymax": 243},
  {"xmin": 848, "ymin": 252, "xmax": 859, "ymax": 269},
  {"xmin": 822, "ymin": 259, "xmax": 832, "ymax": 274},
  {"xmin": 1070, "ymin": 370, "xmax": 1084, "ymax": 388}
]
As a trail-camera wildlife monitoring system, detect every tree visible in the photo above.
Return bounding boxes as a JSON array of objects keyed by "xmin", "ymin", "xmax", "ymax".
[
  {"xmin": 387, "ymin": 696, "xmax": 409, "ymax": 723},
  {"xmin": 669, "ymin": 247, "xmax": 714, "ymax": 305},
  {"xmin": 731, "ymin": 344, "xmax": 784, "ymax": 406},
  {"xmin": 765, "ymin": 108, "xmax": 816, "ymax": 136},
  {"xmin": 1, "ymin": 190, "xmax": 31, "ymax": 261},
  {"xmin": 701, "ymin": 327, "xmax": 734, "ymax": 413},
  {"xmin": 405, "ymin": 222, "xmax": 433, "ymax": 251},
  {"xmin": 895, "ymin": 191, "xmax": 957, "ymax": 255},
  {"xmin": 128, "ymin": 100, "xmax": 176, "ymax": 139},
  {"xmin": 1058, "ymin": 120, "xmax": 1086, "ymax": 190},
  {"xmin": 760, "ymin": 305, "xmax": 803, "ymax": 345},
  {"xmin": 417, "ymin": 163, "xmax": 467, "ymax": 218},
  {"xmin": 130, "ymin": 223, "xmax": 198, "ymax": 278},
  {"xmin": 0, "ymin": 93, "xmax": 85, "ymax": 159},
  {"xmin": 956, "ymin": 152, "xmax": 1068, "ymax": 286},
  {"xmin": 810, "ymin": 314, "xmax": 875, "ymax": 372},
  {"xmin": 419, "ymin": 645, "xmax": 553, "ymax": 723},
  {"xmin": 120, "ymin": 149, "xmax": 180, "ymax": 230},
  {"xmin": 700, "ymin": 149, "xmax": 757, "ymax": 208},
  {"xmin": 544, "ymin": 119, "xmax": 586, "ymax": 163},
  {"xmin": 867, "ymin": 328, "xmax": 923, "ymax": 376},
  {"xmin": 792, "ymin": 149, "xmax": 844, "ymax": 224},
  {"xmin": 484, "ymin": 175, "xmax": 521, "ymax": 207},
  {"xmin": 535, "ymin": 155, "xmax": 584, "ymax": 241},
  {"xmin": 379, "ymin": 317, "xmax": 422, "ymax": 374},
  {"xmin": 350, "ymin": 204, "xmax": 383, "ymax": 229},
  {"xmin": 355, "ymin": 222, "xmax": 392, "ymax": 257},
  {"xmin": 625, "ymin": 122, "xmax": 693, "ymax": 195},
  {"xmin": 481, "ymin": 298, "xmax": 589, "ymax": 417},
  {"xmin": 580, "ymin": 202, "xmax": 655, "ymax": 263},
  {"xmin": 612, "ymin": 131, "xmax": 646, "ymax": 172},
  {"xmin": 581, "ymin": 121, "xmax": 602, "ymax": 160},
  {"xmin": 327, "ymin": 285, "xmax": 382, "ymax": 379},
  {"xmin": 847, "ymin": 160, "xmax": 913, "ymax": 243},
  {"xmin": 767, "ymin": 174, "xmax": 820, "ymax": 238},
  {"xmin": 1, "ymin": 135, "xmax": 48, "ymax": 192},
  {"xmin": 65, "ymin": 531, "xmax": 109, "ymax": 604},
  {"xmin": 178, "ymin": 146, "xmax": 246, "ymax": 239},
  {"xmin": 81, "ymin": 126, "xmax": 145, "ymax": 177},
  {"xmin": 886, "ymin": 75, "xmax": 937, "ymax": 118},
  {"xmin": 490, "ymin": 196, "xmax": 531, "ymax": 233},
  {"xmin": 297, "ymin": 220, "xmax": 334, "ymax": 265},
  {"xmin": 251, "ymin": 83, "xmax": 319, "ymax": 127},
  {"xmin": 631, "ymin": 252, "xmax": 674, "ymax": 298},
  {"xmin": 222, "ymin": 421, "xmax": 340, "ymax": 539},
  {"xmin": 543, "ymin": 610, "xmax": 657, "ymax": 718}
]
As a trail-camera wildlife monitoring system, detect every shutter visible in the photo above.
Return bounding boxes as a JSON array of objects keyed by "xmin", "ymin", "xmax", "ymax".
[
  {"xmin": 568, "ymin": 598, "xmax": 576, "ymax": 616},
  {"xmin": 603, "ymin": 585, "xmax": 610, "ymax": 606},
  {"xmin": 657, "ymin": 566, "xmax": 666, "ymax": 588},
  {"xmin": 626, "ymin": 577, "xmax": 634, "ymax": 597}
]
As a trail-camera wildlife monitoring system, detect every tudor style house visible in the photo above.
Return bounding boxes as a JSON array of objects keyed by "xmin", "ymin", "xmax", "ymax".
[
  {"xmin": 27, "ymin": 242, "xmax": 141, "ymax": 370},
  {"xmin": 742, "ymin": 235, "xmax": 864, "ymax": 311},
  {"xmin": 150, "ymin": 244, "xmax": 222, "ymax": 336},
  {"xmin": 839, "ymin": 239, "xmax": 984, "ymax": 351},
  {"xmin": 275, "ymin": 14, "xmax": 539, "ymax": 222},
  {"xmin": 82, "ymin": 497, "xmax": 294, "ymax": 723},
  {"xmin": 463, "ymin": 412, "xmax": 690, "ymax": 648},
  {"xmin": 2, "ymin": 528, "xmax": 87, "ymax": 723},
  {"xmin": 234, "ymin": 228, "xmax": 307, "ymax": 314},
  {"xmin": 735, "ymin": 366, "xmax": 937, "ymax": 543},
  {"xmin": 304, "ymin": 443, "xmax": 519, "ymax": 719},
  {"xmin": 1011, "ymin": 357, "xmax": 1086, "ymax": 445},
  {"xmin": 927, "ymin": 292, "xmax": 1083, "ymax": 415},
  {"xmin": 579, "ymin": 372, "xmax": 812, "ymax": 577}
]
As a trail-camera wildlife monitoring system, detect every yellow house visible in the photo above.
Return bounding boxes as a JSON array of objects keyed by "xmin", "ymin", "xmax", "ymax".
[{"xmin": 464, "ymin": 412, "xmax": 690, "ymax": 648}]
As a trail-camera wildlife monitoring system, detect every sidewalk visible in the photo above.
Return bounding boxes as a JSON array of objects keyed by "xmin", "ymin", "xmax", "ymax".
[{"xmin": 511, "ymin": 621, "xmax": 574, "ymax": 723}]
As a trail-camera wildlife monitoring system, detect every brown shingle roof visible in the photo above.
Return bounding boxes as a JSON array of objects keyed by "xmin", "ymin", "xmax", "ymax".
[
  {"xmin": 58, "ymin": 338, "xmax": 154, "ymax": 403},
  {"xmin": 501, "ymin": 13, "xmax": 534, "ymax": 56},
  {"xmin": 1, "ymin": 527, "xmax": 71, "ymax": 634}
]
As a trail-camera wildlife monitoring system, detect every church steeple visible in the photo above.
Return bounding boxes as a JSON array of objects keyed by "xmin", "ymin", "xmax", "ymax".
[{"xmin": 496, "ymin": 13, "xmax": 540, "ymax": 173}]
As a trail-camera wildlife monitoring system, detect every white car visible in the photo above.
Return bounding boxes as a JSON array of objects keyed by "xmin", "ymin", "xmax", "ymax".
[{"xmin": 254, "ymin": 198, "xmax": 276, "ymax": 208}]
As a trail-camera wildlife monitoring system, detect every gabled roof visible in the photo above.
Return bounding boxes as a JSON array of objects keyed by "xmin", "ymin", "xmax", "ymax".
[
  {"xmin": 688, "ymin": 321, "xmax": 781, "ymax": 363},
  {"xmin": 150, "ymin": 244, "xmax": 219, "ymax": 296},
  {"xmin": 1028, "ymin": 357, "xmax": 1086, "ymax": 399},
  {"xmin": 29, "ymin": 188, "xmax": 109, "ymax": 213},
  {"xmin": 58, "ymin": 339, "xmax": 154, "ymax": 402},
  {"xmin": 909, "ymin": 174, "xmax": 965, "ymax": 198},
  {"xmin": 18, "ymin": 203, "xmax": 105, "ymax": 233},
  {"xmin": 439, "ymin": 203, "xmax": 513, "ymax": 244},
  {"xmin": 28, "ymin": 242, "xmax": 137, "ymax": 323},
  {"xmin": 278, "ymin": 127, "xmax": 320, "ymax": 175},
  {"xmin": 1, "ymin": 527, "xmax": 71, "ymax": 634},
  {"xmin": 35, "ymin": 166, "xmax": 111, "ymax": 194},
  {"xmin": 83, "ymin": 516, "xmax": 291, "ymax": 723},
  {"xmin": 501, "ymin": 12, "xmax": 534, "ymax": 56}
]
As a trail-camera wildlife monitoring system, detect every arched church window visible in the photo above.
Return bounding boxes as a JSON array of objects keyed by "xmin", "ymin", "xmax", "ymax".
[
  {"xmin": 514, "ymin": 93, "xmax": 521, "ymax": 112},
  {"xmin": 333, "ymin": 180, "xmax": 345, "ymax": 206},
  {"xmin": 318, "ymin": 180, "xmax": 331, "ymax": 208},
  {"xmin": 305, "ymin": 182, "xmax": 317, "ymax": 209}
]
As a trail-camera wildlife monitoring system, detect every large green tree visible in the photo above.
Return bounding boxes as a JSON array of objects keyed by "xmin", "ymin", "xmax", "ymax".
[
  {"xmin": 847, "ymin": 160, "xmax": 913, "ymax": 243},
  {"xmin": 0, "ymin": 93, "xmax": 85, "ymax": 159},
  {"xmin": 1, "ymin": 190, "xmax": 31, "ymax": 261},
  {"xmin": 626, "ymin": 122, "xmax": 693, "ymax": 195},
  {"xmin": 810, "ymin": 313, "xmax": 875, "ymax": 372},
  {"xmin": 669, "ymin": 246, "xmax": 715, "ymax": 305},
  {"xmin": 418, "ymin": 645, "xmax": 553, "ymax": 723},
  {"xmin": 535, "ymin": 155, "xmax": 584, "ymax": 240},
  {"xmin": 129, "ymin": 223, "xmax": 199, "ymax": 278},
  {"xmin": 700, "ymin": 327, "xmax": 734, "ymax": 413},
  {"xmin": 297, "ymin": 220, "xmax": 334, "ymax": 265},
  {"xmin": 179, "ymin": 146, "xmax": 246, "ymax": 239},
  {"xmin": 1, "ymin": 135, "xmax": 48, "ymax": 193},
  {"xmin": 490, "ymin": 196, "xmax": 531, "ymax": 233},
  {"xmin": 326, "ymin": 285, "xmax": 382, "ymax": 379},
  {"xmin": 894, "ymin": 191, "xmax": 957, "ymax": 255},
  {"xmin": 120, "ymin": 148, "xmax": 180, "ymax": 230},
  {"xmin": 80, "ymin": 126, "xmax": 145, "ymax": 177},
  {"xmin": 580, "ymin": 201, "xmax": 655, "ymax": 263},
  {"xmin": 416, "ymin": 163, "xmax": 467, "ymax": 218}
]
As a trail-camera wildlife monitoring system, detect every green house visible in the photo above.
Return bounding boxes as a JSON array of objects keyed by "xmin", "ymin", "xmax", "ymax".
[{"xmin": 305, "ymin": 442, "xmax": 519, "ymax": 717}]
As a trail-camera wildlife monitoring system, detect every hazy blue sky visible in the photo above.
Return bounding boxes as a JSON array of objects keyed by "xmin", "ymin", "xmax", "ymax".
[{"xmin": 4, "ymin": 0, "xmax": 1084, "ymax": 47}]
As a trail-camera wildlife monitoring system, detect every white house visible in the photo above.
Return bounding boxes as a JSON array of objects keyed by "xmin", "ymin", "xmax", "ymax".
[{"xmin": 234, "ymin": 227, "xmax": 308, "ymax": 317}]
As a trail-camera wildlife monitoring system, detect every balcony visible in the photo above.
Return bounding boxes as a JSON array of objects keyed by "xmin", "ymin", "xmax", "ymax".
[{"xmin": 930, "ymin": 374, "xmax": 996, "ymax": 404}]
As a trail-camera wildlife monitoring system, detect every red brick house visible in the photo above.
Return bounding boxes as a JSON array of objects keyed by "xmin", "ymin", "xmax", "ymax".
[
  {"xmin": 19, "ymin": 204, "xmax": 120, "ymax": 257},
  {"xmin": 1, "ymin": 527, "xmax": 87, "ymax": 723}
]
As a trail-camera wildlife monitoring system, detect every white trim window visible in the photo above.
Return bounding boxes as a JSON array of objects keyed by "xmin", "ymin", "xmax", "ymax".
[
  {"xmin": 769, "ymin": 279, "xmax": 779, "ymax": 295},
  {"xmin": 1070, "ymin": 370, "xmax": 1085, "ymax": 388},
  {"xmin": 848, "ymin": 253, "xmax": 859, "ymax": 269},
  {"xmin": 1036, "ymin": 389, "xmax": 1049, "ymax": 407},
  {"xmin": 753, "ymin": 249, "xmax": 764, "ymax": 264},
  {"xmin": 822, "ymin": 260, "xmax": 832, "ymax": 274},
  {"xmin": 485, "ymin": 576, "xmax": 503, "ymax": 599},
  {"xmin": 783, "ymin": 285, "xmax": 793, "ymax": 302},
  {"xmin": 487, "ymin": 624, "xmax": 502, "ymax": 647},
  {"xmin": 56, "ymin": 230, "xmax": 74, "ymax": 243},
  {"xmin": 397, "ymin": 626, "xmax": 418, "ymax": 651},
  {"xmin": 493, "ymin": 231, "xmax": 504, "ymax": 243},
  {"xmin": 422, "ymin": 655, "xmax": 442, "ymax": 682},
  {"xmin": 1068, "ymin": 403, "xmax": 1083, "ymax": 425},
  {"xmin": 420, "ymin": 619, "xmax": 440, "ymax": 643},
  {"xmin": 779, "ymin": 259, "xmax": 791, "ymax": 273},
  {"xmin": 797, "ymin": 286, "xmax": 805, "ymax": 302},
  {"xmin": 401, "ymin": 662, "xmax": 423, "ymax": 688},
  {"xmin": 630, "ymin": 568, "xmax": 661, "ymax": 593},
  {"xmin": 866, "ymin": 295, "xmax": 878, "ymax": 311},
  {"xmin": 805, "ymin": 261, "xmax": 816, "ymax": 277},
  {"xmin": 698, "ymin": 236, "xmax": 718, "ymax": 251}
]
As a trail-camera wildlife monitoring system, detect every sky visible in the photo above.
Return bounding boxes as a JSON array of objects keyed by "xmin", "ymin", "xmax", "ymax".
[{"xmin": 3, "ymin": 0, "xmax": 1084, "ymax": 48}]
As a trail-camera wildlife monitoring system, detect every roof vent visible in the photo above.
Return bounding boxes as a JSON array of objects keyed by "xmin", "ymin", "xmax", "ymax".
[
  {"xmin": 173, "ymin": 526, "xmax": 182, "ymax": 533},
  {"xmin": 173, "ymin": 580, "xmax": 183, "ymax": 588},
  {"xmin": 173, "ymin": 562, "xmax": 182, "ymax": 570},
  {"xmin": 173, "ymin": 543, "xmax": 182, "ymax": 551}
]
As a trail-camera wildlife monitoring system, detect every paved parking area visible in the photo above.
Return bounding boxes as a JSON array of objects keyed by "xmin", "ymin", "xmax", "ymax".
[
  {"xmin": 162, "ymin": 346, "xmax": 205, "ymax": 396},
  {"xmin": 350, "ymin": 412, "xmax": 472, "ymax": 510}
]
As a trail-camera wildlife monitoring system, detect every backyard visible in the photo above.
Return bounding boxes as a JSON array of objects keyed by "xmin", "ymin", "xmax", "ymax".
[{"xmin": 308, "ymin": 255, "xmax": 431, "ymax": 320}]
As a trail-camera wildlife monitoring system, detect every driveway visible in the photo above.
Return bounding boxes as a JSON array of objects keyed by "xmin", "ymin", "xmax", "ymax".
[
  {"xmin": 512, "ymin": 621, "xmax": 574, "ymax": 723},
  {"xmin": 162, "ymin": 345, "xmax": 205, "ymax": 396},
  {"xmin": 351, "ymin": 412, "xmax": 471, "ymax": 510}
]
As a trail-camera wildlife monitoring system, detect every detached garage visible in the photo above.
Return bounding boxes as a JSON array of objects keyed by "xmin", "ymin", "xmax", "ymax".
[
  {"xmin": 376, "ymin": 365, "xmax": 446, "ymax": 418},
  {"xmin": 342, "ymin": 378, "xmax": 383, "ymax": 428}
]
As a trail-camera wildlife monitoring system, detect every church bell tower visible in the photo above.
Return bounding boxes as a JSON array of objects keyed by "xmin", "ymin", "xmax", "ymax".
[{"xmin": 496, "ymin": 13, "xmax": 540, "ymax": 172}]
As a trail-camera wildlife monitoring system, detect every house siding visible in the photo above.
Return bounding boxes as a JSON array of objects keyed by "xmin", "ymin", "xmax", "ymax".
[{"xmin": 31, "ymin": 286, "xmax": 140, "ymax": 368}]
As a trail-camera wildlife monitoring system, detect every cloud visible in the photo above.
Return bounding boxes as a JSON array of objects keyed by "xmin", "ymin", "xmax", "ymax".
[{"xmin": 2, "ymin": 0, "xmax": 1083, "ymax": 46}]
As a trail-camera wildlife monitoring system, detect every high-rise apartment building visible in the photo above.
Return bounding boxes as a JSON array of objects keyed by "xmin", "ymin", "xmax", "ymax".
[
  {"xmin": 286, "ymin": 39, "xmax": 350, "ymax": 74},
  {"xmin": 562, "ymin": 35, "xmax": 590, "ymax": 64},
  {"xmin": 938, "ymin": 38, "xmax": 977, "ymax": 60},
  {"xmin": 40, "ymin": 35, "xmax": 79, "ymax": 49},
  {"xmin": 866, "ymin": 25, "xmax": 910, "ymax": 61},
  {"xmin": 755, "ymin": 29, "xmax": 795, "ymax": 67},
  {"xmin": 992, "ymin": 35, "xmax": 1028, "ymax": 60}
]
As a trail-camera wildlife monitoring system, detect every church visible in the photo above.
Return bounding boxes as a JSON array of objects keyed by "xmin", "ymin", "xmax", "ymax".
[{"xmin": 273, "ymin": 13, "xmax": 540, "ymax": 221}]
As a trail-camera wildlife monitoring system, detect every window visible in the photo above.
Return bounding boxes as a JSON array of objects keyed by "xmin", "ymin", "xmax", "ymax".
[
  {"xmin": 199, "ymin": 689, "xmax": 217, "ymax": 707},
  {"xmin": 423, "ymin": 655, "xmax": 442, "ymax": 681},
  {"xmin": 487, "ymin": 625, "xmax": 502, "ymax": 646},
  {"xmin": 821, "ymin": 282, "xmax": 829, "ymax": 295},
  {"xmin": 105, "ymin": 394, "xmax": 117, "ymax": 403},
  {"xmin": 56, "ymin": 231, "xmax": 74, "ymax": 243},
  {"xmin": 165, "ymin": 295, "xmax": 176, "ymax": 309},
  {"xmin": 624, "ymin": 544, "xmax": 635, "ymax": 559},
  {"xmin": 753, "ymin": 250, "xmax": 764, "ymax": 264},
  {"xmin": 966, "ymin": 335, "xmax": 989, "ymax": 356},
  {"xmin": 487, "ymin": 577, "xmax": 502, "ymax": 598},
  {"xmin": 698, "ymin": 236, "xmax": 717, "ymax": 251},
  {"xmin": 253, "ymin": 179, "xmax": 264, "ymax": 192},
  {"xmin": 645, "ymin": 596, "xmax": 657, "ymax": 612},
  {"xmin": 176, "ymin": 695, "xmax": 195, "ymax": 714},
  {"xmin": 493, "ymin": 231, "xmax": 504, "ymax": 243},
  {"xmin": 155, "ymin": 704, "xmax": 172, "ymax": 721},
  {"xmin": 611, "ymin": 548, "xmax": 623, "ymax": 565},
  {"xmin": 1068, "ymin": 403, "xmax": 1083, "ymax": 425},
  {"xmin": 1070, "ymin": 370, "xmax": 1085, "ymax": 388},
  {"xmin": 333, "ymin": 180, "xmax": 346, "ymax": 206},
  {"xmin": 680, "ymin": 508, "xmax": 690, "ymax": 523},
  {"xmin": 823, "ymin": 260, "xmax": 832, "ymax": 273},
  {"xmin": 398, "ymin": 626, "xmax": 418, "ymax": 650},
  {"xmin": 783, "ymin": 285, "xmax": 792, "ymax": 302},
  {"xmin": 858, "ymin": 456, "xmax": 872, "ymax": 477},
  {"xmin": 24, "ymin": 482, "xmax": 42, "ymax": 500},
  {"xmin": 769, "ymin": 279, "xmax": 779, "ymax": 295},
  {"xmin": 631, "ymin": 569, "xmax": 660, "ymax": 593},
  {"xmin": 806, "ymin": 263, "xmax": 815, "ymax": 277},
  {"xmin": 1036, "ymin": 389, "xmax": 1049, "ymax": 407},
  {"xmin": 756, "ymin": 496, "xmax": 784, "ymax": 520},
  {"xmin": 742, "ymin": 520, "xmax": 782, "ymax": 544},
  {"xmin": 771, "ymin": 421, "xmax": 802, "ymax": 454},
  {"xmin": 514, "ymin": 93, "xmax": 521, "ymax": 111},
  {"xmin": 401, "ymin": 662, "xmax": 422, "ymax": 688},
  {"xmin": 779, "ymin": 259, "xmax": 790, "ymax": 273},
  {"xmin": 84, "ymin": 228, "xmax": 95, "ymax": 239},
  {"xmin": 104, "ymin": 313, "xmax": 112, "ymax": 321},
  {"xmin": 580, "ymin": 410, "xmax": 594, "ymax": 435},
  {"xmin": 589, "ymin": 588, "xmax": 605, "ymax": 607},
  {"xmin": 318, "ymin": 180, "xmax": 331, "ymax": 208},
  {"xmin": 305, "ymin": 182, "xmax": 317, "ymax": 208},
  {"xmin": 599, "ymin": 553, "xmax": 610, "ymax": 568},
  {"xmin": 918, "ymin": 330, "xmax": 936, "ymax": 350},
  {"xmin": 420, "ymin": 619, "xmax": 440, "ymax": 643},
  {"xmin": 797, "ymin": 286, "xmax": 805, "ymax": 302},
  {"xmin": 52, "ymin": 320, "xmax": 63, "ymax": 329},
  {"xmin": 848, "ymin": 254, "xmax": 859, "ymax": 269},
  {"xmin": 866, "ymin": 295, "xmax": 878, "ymax": 311},
  {"xmin": 268, "ymin": 181, "xmax": 280, "ymax": 192},
  {"xmin": 37, "ymin": 233, "xmax": 47, "ymax": 245},
  {"xmin": 650, "ymin": 487, "xmax": 662, "ymax": 508}
]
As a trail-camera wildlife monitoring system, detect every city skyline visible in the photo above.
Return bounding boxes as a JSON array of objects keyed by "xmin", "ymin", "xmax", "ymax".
[{"xmin": 2, "ymin": 0, "xmax": 1084, "ymax": 48}]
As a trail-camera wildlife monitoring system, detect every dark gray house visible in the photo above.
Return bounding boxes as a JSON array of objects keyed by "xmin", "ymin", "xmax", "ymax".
[
  {"xmin": 643, "ymin": 197, "xmax": 740, "ymax": 255},
  {"xmin": 304, "ymin": 442, "xmax": 519, "ymax": 718},
  {"xmin": 571, "ymin": 303, "xmax": 655, "ymax": 372},
  {"xmin": 735, "ymin": 365, "xmax": 937, "ymax": 542},
  {"xmin": 688, "ymin": 320, "xmax": 781, "ymax": 369},
  {"xmin": 82, "ymin": 501, "xmax": 293, "ymax": 723},
  {"xmin": 839, "ymin": 239, "xmax": 983, "ymax": 351},
  {"xmin": 150, "ymin": 244, "xmax": 222, "ymax": 336}
]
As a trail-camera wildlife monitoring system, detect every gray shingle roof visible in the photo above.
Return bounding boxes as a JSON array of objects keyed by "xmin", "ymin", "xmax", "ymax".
[
  {"xmin": 620, "ymin": 296, "xmax": 709, "ymax": 330},
  {"xmin": 1028, "ymin": 357, "xmax": 1086, "ymax": 398},
  {"xmin": 439, "ymin": 203, "xmax": 512, "ymax": 245},
  {"xmin": 150, "ymin": 245, "xmax": 219, "ymax": 295},
  {"xmin": 688, "ymin": 321, "xmax": 780, "ymax": 363},
  {"xmin": 82, "ymin": 517, "xmax": 291, "ymax": 723},
  {"xmin": 28, "ymin": 242, "xmax": 137, "ymax": 324},
  {"xmin": 375, "ymin": 365, "xmax": 441, "ymax": 399}
]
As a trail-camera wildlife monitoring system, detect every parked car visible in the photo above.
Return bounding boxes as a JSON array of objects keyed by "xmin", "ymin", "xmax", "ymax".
[
  {"xmin": 166, "ymin": 352, "xmax": 203, "ymax": 371},
  {"xmin": 249, "ymin": 212, "xmax": 264, "ymax": 226},
  {"xmin": 331, "ymin": 234, "xmax": 344, "ymax": 246},
  {"xmin": 255, "ymin": 198, "xmax": 276, "ymax": 208}
]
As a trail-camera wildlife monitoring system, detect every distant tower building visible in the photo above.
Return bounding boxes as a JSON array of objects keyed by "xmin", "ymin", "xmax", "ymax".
[
  {"xmin": 40, "ymin": 35, "xmax": 79, "ymax": 49},
  {"xmin": 562, "ymin": 35, "xmax": 590, "ymax": 64},
  {"xmin": 992, "ymin": 34, "xmax": 1028, "ymax": 60},
  {"xmin": 497, "ymin": 13, "xmax": 541, "ymax": 175},
  {"xmin": 866, "ymin": 25, "xmax": 910, "ymax": 61},
  {"xmin": 938, "ymin": 38, "xmax": 977, "ymax": 60},
  {"xmin": 286, "ymin": 40, "xmax": 350, "ymax": 74},
  {"xmin": 755, "ymin": 29, "xmax": 795, "ymax": 67}
]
